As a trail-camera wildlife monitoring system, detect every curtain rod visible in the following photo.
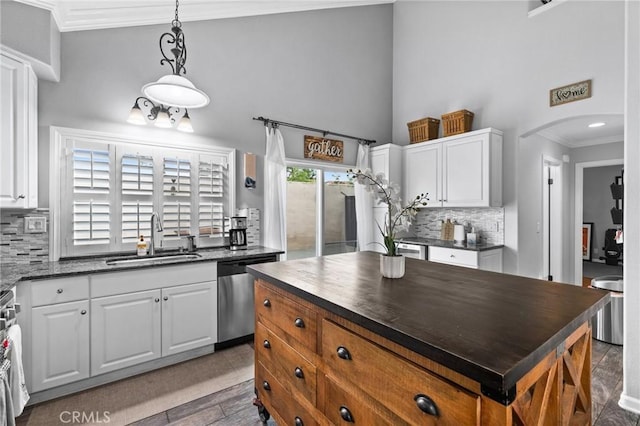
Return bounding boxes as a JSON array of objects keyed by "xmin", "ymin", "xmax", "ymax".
[{"xmin": 252, "ymin": 116, "xmax": 375, "ymax": 145}]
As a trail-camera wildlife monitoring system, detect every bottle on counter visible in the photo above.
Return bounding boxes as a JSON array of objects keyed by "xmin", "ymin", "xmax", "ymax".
[{"xmin": 137, "ymin": 235, "xmax": 148, "ymax": 256}]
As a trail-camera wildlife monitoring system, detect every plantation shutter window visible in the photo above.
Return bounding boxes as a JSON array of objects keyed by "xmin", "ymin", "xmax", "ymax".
[
  {"xmin": 163, "ymin": 157, "xmax": 191, "ymax": 196},
  {"xmin": 72, "ymin": 201, "xmax": 110, "ymax": 245},
  {"xmin": 199, "ymin": 202, "xmax": 224, "ymax": 237},
  {"xmin": 122, "ymin": 154, "xmax": 154, "ymax": 195},
  {"xmin": 163, "ymin": 202, "xmax": 191, "ymax": 239},
  {"xmin": 73, "ymin": 148, "xmax": 110, "ymax": 194},
  {"xmin": 198, "ymin": 156, "xmax": 226, "ymax": 197},
  {"xmin": 122, "ymin": 202, "xmax": 154, "ymax": 243},
  {"xmin": 198, "ymin": 155, "xmax": 227, "ymax": 240}
]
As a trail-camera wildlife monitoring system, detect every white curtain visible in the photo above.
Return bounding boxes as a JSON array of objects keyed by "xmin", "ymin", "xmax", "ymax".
[
  {"xmin": 354, "ymin": 143, "xmax": 374, "ymax": 251},
  {"xmin": 263, "ymin": 125, "xmax": 287, "ymax": 256}
]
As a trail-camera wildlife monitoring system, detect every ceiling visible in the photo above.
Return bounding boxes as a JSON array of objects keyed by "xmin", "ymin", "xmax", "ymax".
[
  {"xmin": 535, "ymin": 114, "xmax": 624, "ymax": 148},
  {"xmin": 16, "ymin": 0, "xmax": 394, "ymax": 32}
]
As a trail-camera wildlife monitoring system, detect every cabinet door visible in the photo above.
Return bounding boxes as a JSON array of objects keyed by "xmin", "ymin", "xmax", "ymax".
[
  {"xmin": 91, "ymin": 290, "xmax": 161, "ymax": 376},
  {"xmin": 0, "ymin": 52, "xmax": 37, "ymax": 209},
  {"xmin": 442, "ymin": 135, "xmax": 488, "ymax": 207},
  {"xmin": 403, "ymin": 143, "xmax": 441, "ymax": 207},
  {"xmin": 161, "ymin": 281, "xmax": 217, "ymax": 356},
  {"xmin": 31, "ymin": 300, "xmax": 90, "ymax": 392}
]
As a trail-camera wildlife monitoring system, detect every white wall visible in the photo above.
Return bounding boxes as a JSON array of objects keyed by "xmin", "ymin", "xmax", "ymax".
[
  {"xmin": 392, "ymin": 0, "xmax": 625, "ymax": 274},
  {"xmin": 32, "ymin": 4, "xmax": 393, "ymax": 213}
]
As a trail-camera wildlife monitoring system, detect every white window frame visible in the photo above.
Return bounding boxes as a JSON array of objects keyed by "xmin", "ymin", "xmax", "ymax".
[{"xmin": 50, "ymin": 127, "xmax": 235, "ymax": 260}]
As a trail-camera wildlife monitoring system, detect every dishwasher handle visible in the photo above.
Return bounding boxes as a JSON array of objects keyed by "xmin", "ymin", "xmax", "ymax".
[{"xmin": 218, "ymin": 255, "xmax": 278, "ymax": 276}]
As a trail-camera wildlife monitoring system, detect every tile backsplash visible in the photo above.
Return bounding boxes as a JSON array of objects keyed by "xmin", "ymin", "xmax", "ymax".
[
  {"xmin": 0, "ymin": 209, "xmax": 50, "ymax": 265},
  {"xmin": 412, "ymin": 207, "xmax": 504, "ymax": 245}
]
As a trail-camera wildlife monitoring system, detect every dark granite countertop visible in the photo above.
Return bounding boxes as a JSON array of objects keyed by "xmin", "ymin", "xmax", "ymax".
[
  {"xmin": 248, "ymin": 251, "xmax": 609, "ymax": 402},
  {"xmin": 396, "ymin": 236, "xmax": 504, "ymax": 251},
  {"xmin": 0, "ymin": 246, "xmax": 283, "ymax": 291}
]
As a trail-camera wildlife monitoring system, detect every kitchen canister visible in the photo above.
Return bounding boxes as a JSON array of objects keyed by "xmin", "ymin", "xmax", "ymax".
[{"xmin": 454, "ymin": 224, "xmax": 465, "ymax": 244}]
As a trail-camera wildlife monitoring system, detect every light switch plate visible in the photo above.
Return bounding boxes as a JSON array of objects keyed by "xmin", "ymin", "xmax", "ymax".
[{"xmin": 24, "ymin": 216, "xmax": 46, "ymax": 234}]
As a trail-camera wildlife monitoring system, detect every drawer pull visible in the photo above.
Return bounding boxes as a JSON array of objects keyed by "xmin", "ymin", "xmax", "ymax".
[
  {"xmin": 337, "ymin": 346, "xmax": 352, "ymax": 360},
  {"xmin": 294, "ymin": 317, "xmax": 305, "ymax": 328},
  {"xmin": 263, "ymin": 299, "xmax": 271, "ymax": 308},
  {"xmin": 294, "ymin": 367, "xmax": 304, "ymax": 379},
  {"xmin": 450, "ymin": 254, "xmax": 455, "ymax": 258},
  {"xmin": 339, "ymin": 406, "xmax": 354, "ymax": 423},
  {"xmin": 414, "ymin": 394, "xmax": 439, "ymax": 417},
  {"xmin": 262, "ymin": 380, "xmax": 271, "ymax": 391},
  {"xmin": 57, "ymin": 289, "xmax": 64, "ymax": 294},
  {"xmin": 263, "ymin": 340, "xmax": 271, "ymax": 349},
  {"xmin": 294, "ymin": 416, "xmax": 304, "ymax": 426},
  {"xmin": 80, "ymin": 310, "xmax": 87, "ymax": 315}
]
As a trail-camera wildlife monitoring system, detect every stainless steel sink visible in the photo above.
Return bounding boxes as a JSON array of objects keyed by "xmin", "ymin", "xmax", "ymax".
[{"xmin": 105, "ymin": 253, "xmax": 201, "ymax": 266}]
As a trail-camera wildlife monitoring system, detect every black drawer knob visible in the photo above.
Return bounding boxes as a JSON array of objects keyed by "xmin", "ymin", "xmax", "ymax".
[
  {"xmin": 294, "ymin": 367, "xmax": 304, "ymax": 379},
  {"xmin": 294, "ymin": 416, "xmax": 304, "ymax": 426},
  {"xmin": 414, "ymin": 394, "xmax": 438, "ymax": 417},
  {"xmin": 262, "ymin": 381, "xmax": 271, "ymax": 391},
  {"xmin": 337, "ymin": 346, "xmax": 352, "ymax": 360},
  {"xmin": 57, "ymin": 288, "xmax": 64, "ymax": 294},
  {"xmin": 263, "ymin": 299, "xmax": 271, "ymax": 308},
  {"xmin": 263, "ymin": 340, "xmax": 271, "ymax": 349},
  {"xmin": 339, "ymin": 406, "xmax": 354, "ymax": 423},
  {"xmin": 294, "ymin": 317, "xmax": 305, "ymax": 328}
]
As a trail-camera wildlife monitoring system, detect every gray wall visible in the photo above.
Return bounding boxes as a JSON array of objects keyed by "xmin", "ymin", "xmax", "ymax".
[
  {"xmin": 584, "ymin": 165, "xmax": 623, "ymax": 259},
  {"xmin": 392, "ymin": 0, "xmax": 624, "ymax": 275},
  {"xmin": 35, "ymin": 4, "xmax": 393, "ymax": 211}
]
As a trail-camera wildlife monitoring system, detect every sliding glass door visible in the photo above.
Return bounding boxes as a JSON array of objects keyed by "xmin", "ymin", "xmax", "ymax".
[{"xmin": 286, "ymin": 166, "xmax": 356, "ymax": 260}]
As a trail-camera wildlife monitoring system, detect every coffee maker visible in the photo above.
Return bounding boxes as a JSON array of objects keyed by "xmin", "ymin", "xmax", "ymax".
[{"xmin": 229, "ymin": 216, "xmax": 247, "ymax": 250}]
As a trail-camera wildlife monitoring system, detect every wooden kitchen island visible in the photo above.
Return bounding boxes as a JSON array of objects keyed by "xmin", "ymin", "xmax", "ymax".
[{"xmin": 248, "ymin": 251, "xmax": 610, "ymax": 425}]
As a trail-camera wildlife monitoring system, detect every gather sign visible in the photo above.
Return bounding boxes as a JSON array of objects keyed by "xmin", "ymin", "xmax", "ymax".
[
  {"xmin": 549, "ymin": 79, "xmax": 592, "ymax": 107},
  {"xmin": 304, "ymin": 135, "xmax": 344, "ymax": 163}
]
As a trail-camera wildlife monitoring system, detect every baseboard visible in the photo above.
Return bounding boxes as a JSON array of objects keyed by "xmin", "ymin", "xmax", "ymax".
[{"xmin": 619, "ymin": 393, "xmax": 640, "ymax": 415}]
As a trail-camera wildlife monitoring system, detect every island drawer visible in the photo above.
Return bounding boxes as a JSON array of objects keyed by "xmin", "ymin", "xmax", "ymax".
[
  {"xmin": 255, "ymin": 321, "xmax": 317, "ymax": 405},
  {"xmin": 256, "ymin": 361, "xmax": 318, "ymax": 426},
  {"xmin": 428, "ymin": 246, "xmax": 478, "ymax": 268},
  {"xmin": 321, "ymin": 319, "xmax": 479, "ymax": 426},
  {"xmin": 31, "ymin": 275, "xmax": 90, "ymax": 307},
  {"xmin": 255, "ymin": 280, "xmax": 317, "ymax": 353},
  {"xmin": 323, "ymin": 374, "xmax": 397, "ymax": 425}
]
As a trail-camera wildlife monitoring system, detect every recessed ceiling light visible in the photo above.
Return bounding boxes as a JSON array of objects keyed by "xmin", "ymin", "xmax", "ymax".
[{"xmin": 588, "ymin": 122, "xmax": 606, "ymax": 128}]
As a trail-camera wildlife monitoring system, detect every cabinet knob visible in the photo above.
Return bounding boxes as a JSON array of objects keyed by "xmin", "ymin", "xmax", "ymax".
[
  {"xmin": 262, "ymin": 380, "xmax": 271, "ymax": 391},
  {"xmin": 163, "ymin": 296, "xmax": 169, "ymax": 301},
  {"xmin": 17, "ymin": 194, "xmax": 25, "ymax": 200},
  {"xmin": 337, "ymin": 346, "xmax": 352, "ymax": 360},
  {"xmin": 263, "ymin": 299, "xmax": 271, "ymax": 308},
  {"xmin": 339, "ymin": 406, "xmax": 354, "ymax": 423},
  {"xmin": 414, "ymin": 394, "xmax": 439, "ymax": 417},
  {"xmin": 294, "ymin": 317, "xmax": 305, "ymax": 328},
  {"xmin": 80, "ymin": 310, "xmax": 87, "ymax": 315},
  {"xmin": 263, "ymin": 340, "xmax": 271, "ymax": 349},
  {"xmin": 450, "ymin": 254, "xmax": 455, "ymax": 258},
  {"xmin": 294, "ymin": 367, "xmax": 304, "ymax": 379},
  {"xmin": 294, "ymin": 416, "xmax": 304, "ymax": 426},
  {"xmin": 155, "ymin": 298, "xmax": 160, "ymax": 303},
  {"xmin": 56, "ymin": 289, "xmax": 64, "ymax": 294}
]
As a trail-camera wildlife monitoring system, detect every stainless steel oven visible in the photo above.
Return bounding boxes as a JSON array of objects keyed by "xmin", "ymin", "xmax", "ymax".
[{"xmin": 396, "ymin": 243, "xmax": 427, "ymax": 260}]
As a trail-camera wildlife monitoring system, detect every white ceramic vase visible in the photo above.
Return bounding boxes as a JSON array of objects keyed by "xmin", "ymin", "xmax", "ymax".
[{"xmin": 380, "ymin": 254, "xmax": 405, "ymax": 279}]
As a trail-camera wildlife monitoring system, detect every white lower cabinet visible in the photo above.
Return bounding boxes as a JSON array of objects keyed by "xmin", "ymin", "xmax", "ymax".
[
  {"xmin": 31, "ymin": 300, "xmax": 90, "ymax": 392},
  {"xmin": 428, "ymin": 246, "xmax": 503, "ymax": 272},
  {"xmin": 91, "ymin": 290, "xmax": 162, "ymax": 376},
  {"xmin": 162, "ymin": 282, "xmax": 217, "ymax": 356},
  {"xmin": 18, "ymin": 262, "xmax": 217, "ymax": 394}
]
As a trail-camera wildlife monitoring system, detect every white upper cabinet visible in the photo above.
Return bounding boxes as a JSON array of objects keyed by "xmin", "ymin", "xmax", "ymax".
[
  {"xmin": 403, "ymin": 128, "xmax": 502, "ymax": 208},
  {"xmin": 0, "ymin": 50, "xmax": 38, "ymax": 209},
  {"xmin": 370, "ymin": 143, "xmax": 403, "ymax": 185}
]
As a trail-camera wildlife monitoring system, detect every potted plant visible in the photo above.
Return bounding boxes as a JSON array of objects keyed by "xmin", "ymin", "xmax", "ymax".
[{"xmin": 349, "ymin": 169, "xmax": 428, "ymax": 278}]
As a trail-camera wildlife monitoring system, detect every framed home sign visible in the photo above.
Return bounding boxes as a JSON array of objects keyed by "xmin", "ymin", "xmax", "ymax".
[
  {"xmin": 550, "ymin": 79, "xmax": 592, "ymax": 107},
  {"xmin": 304, "ymin": 135, "xmax": 344, "ymax": 163},
  {"xmin": 582, "ymin": 222, "xmax": 593, "ymax": 261}
]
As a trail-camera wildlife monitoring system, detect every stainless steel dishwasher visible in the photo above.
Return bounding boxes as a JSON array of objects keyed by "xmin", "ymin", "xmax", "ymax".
[{"xmin": 217, "ymin": 255, "xmax": 278, "ymax": 346}]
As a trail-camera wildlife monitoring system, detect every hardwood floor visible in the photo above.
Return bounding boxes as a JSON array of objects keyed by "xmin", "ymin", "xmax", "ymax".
[{"xmin": 126, "ymin": 339, "xmax": 638, "ymax": 426}]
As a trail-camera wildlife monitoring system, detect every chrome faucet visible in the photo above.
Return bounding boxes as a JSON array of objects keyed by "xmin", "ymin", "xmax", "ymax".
[{"xmin": 149, "ymin": 212, "xmax": 163, "ymax": 256}]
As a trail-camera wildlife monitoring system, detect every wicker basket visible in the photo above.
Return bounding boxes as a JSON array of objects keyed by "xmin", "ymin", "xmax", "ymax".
[
  {"xmin": 441, "ymin": 109, "xmax": 474, "ymax": 137},
  {"xmin": 407, "ymin": 117, "xmax": 440, "ymax": 143}
]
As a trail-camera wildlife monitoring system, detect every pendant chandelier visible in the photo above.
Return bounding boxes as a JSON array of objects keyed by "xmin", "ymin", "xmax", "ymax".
[{"xmin": 128, "ymin": 0, "xmax": 209, "ymax": 132}]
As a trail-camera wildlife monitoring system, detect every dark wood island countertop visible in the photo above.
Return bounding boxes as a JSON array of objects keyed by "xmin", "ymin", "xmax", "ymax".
[{"xmin": 248, "ymin": 251, "xmax": 610, "ymax": 402}]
